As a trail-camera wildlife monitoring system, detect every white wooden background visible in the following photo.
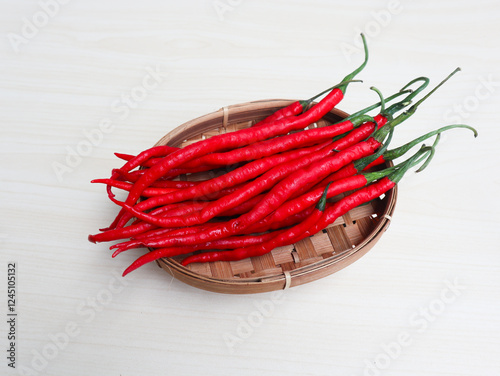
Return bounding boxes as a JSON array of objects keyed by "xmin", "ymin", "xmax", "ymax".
[{"xmin": 1, "ymin": 0, "xmax": 499, "ymax": 375}]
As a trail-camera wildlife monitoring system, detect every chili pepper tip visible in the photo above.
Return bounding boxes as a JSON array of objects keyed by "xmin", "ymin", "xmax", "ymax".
[{"xmin": 338, "ymin": 34, "xmax": 368, "ymax": 93}]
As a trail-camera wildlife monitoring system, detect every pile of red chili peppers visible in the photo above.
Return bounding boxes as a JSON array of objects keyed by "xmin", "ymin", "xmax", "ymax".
[{"xmin": 88, "ymin": 34, "xmax": 477, "ymax": 276}]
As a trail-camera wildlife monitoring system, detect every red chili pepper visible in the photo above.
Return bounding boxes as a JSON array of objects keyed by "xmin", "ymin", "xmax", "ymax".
[
  {"xmin": 255, "ymin": 127, "xmax": 464, "ymax": 233},
  {"xmin": 116, "ymin": 153, "xmax": 220, "ymax": 173},
  {"xmin": 111, "ymin": 139, "xmax": 335, "ymax": 228},
  {"xmin": 117, "ymin": 139, "xmax": 409, "ymax": 251},
  {"xmin": 113, "ymin": 145, "xmax": 178, "ymax": 176},
  {"xmin": 180, "ymin": 84, "xmax": 416, "ymax": 170},
  {"xmin": 105, "ymin": 35, "xmax": 369, "ymax": 231},
  {"xmin": 113, "ymin": 164, "xmax": 219, "ymax": 181},
  {"xmin": 89, "ymin": 191, "xmax": 267, "ymax": 245},
  {"xmin": 179, "ymin": 145, "xmax": 439, "ymax": 267},
  {"xmin": 180, "ymin": 183, "xmax": 331, "ymax": 265},
  {"xmin": 145, "ymin": 185, "xmax": 261, "ymax": 217},
  {"xmin": 113, "ymin": 135, "xmax": 384, "ymax": 253},
  {"xmin": 248, "ymin": 175, "xmax": 372, "ymax": 233},
  {"xmin": 108, "ymin": 171, "xmax": 199, "ymax": 189},
  {"xmin": 114, "ymin": 153, "xmax": 162, "ymax": 169},
  {"xmin": 180, "ymin": 114, "xmax": 375, "ymax": 169},
  {"xmin": 112, "ymin": 85, "xmax": 348, "ymax": 171},
  {"xmin": 137, "ymin": 158, "xmax": 406, "ymax": 251},
  {"xmin": 117, "ymin": 205, "xmax": 314, "ymax": 269},
  {"xmin": 91, "ymin": 179, "xmax": 179, "ymax": 197},
  {"xmin": 110, "ymin": 192, "xmax": 303, "ymax": 254},
  {"xmin": 328, "ymin": 79, "xmax": 429, "ymax": 153},
  {"xmin": 89, "ymin": 221, "xmax": 158, "ymax": 243},
  {"xmin": 133, "ymin": 206, "xmax": 314, "ymax": 250},
  {"xmin": 301, "ymin": 146, "xmax": 436, "ymax": 239},
  {"xmin": 116, "ymin": 110, "xmax": 396, "ymax": 251},
  {"xmin": 114, "ymin": 137, "xmax": 356, "ymax": 229},
  {"xmin": 316, "ymin": 69, "xmax": 462, "ymax": 186},
  {"xmin": 102, "ymin": 145, "xmax": 180, "ymax": 220},
  {"xmin": 98, "ymin": 75, "xmax": 434, "ymax": 242},
  {"xmin": 111, "ymin": 223, "xmax": 221, "ymax": 256},
  {"xmin": 252, "ymin": 82, "xmax": 353, "ymax": 126},
  {"xmin": 121, "ymin": 231, "xmax": 286, "ymax": 276},
  {"xmin": 123, "ymin": 87, "xmax": 408, "ymax": 174},
  {"xmin": 224, "ymin": 134, "xmax": 387, "ymax": 233},
  {"xmin": 362, "ymin": 124, "xmax": 477, "ymax": 170},
  {"xmin": 112, "ymin": 82, "xmax": 364, "ymax": 174},
  {"xmin": 109, "ymin": 85, "xmax": 410, "ymax": 232}
]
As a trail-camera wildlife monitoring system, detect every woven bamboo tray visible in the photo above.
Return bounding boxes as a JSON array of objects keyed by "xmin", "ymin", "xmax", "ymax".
[{"xmin": 151, "ymin": 99, "xmax": 397, "ymax": 294}]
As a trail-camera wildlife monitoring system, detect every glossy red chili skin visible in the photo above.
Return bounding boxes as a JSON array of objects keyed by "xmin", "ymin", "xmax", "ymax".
[
  {"xmin": 226, "ymin": 138, "xmax": 380, "ymax": 234},
  {"xmin": 115, "ymin": 164, "xmax": 218, "ymax": 180},
  {"xmin": 92, "ymin": 179, "xmax": 179, "ymax": 197},
  {"xmin": 299, "ymin": 177, "xmax": 395, "ymax": 240},
  {"xmin": 179, "ymin": 176, "xmax": 395, "ymax": 266},
  {"xmin": 180, "ymin": 206, "xmax": 324, "ymax": 265},
  {"xmin": 181, "ymin": 116, "xmax": 358, "ymax": 169},
  {"xmin": 88, "ymin": 222, "xmax": 156, "ymax": 243},
  {"xmin": 111, "ymin": 170, "xmax": 199, "ymax": 188},
  {"xmin": 121, "ymin": 231, "xmax": 282, "ymax": 276},
  {"xmin": 117, "ymin": 140, "xmax": 339, "ymax": 229},
  {"xmin": 110, "ymin": 222, "xmax": 220, "ymax": 255},
  {"xmin": 256, "ymin": 101, "xmax": 304, "ymax": 125},
  {"xmin": 114, "ymin": 141, "xmax": 335, "ymax": 228},
  {"xmin": 253, "ymin": 174, "xmax": 369, "ymax": 229},
  {"xmin": 122, "ymin": 140, "xmax": 377, "ymax": 250},
  {"xmin": 331, "ymin": 114, "xmax": 386, "ymax": 150},
  {"xmin": 363, "ymin": 155, "xmax": 386, "ymax": 170},
  {"xmin": 113, "ymin": 145, "xmax": 178, "ymax": 177},
  {"xmin": 119, "ymin": 89, "xmax": 344, "ymax": 212},
  {"xmin": 316, "ymin": 163, "xmax": 360, "ymax": 185}
]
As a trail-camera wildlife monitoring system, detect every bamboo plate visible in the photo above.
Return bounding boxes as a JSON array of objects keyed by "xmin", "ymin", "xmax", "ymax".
[{"xmin": 150, "ymin": 99, "xmax": 397, "ymax": 294}]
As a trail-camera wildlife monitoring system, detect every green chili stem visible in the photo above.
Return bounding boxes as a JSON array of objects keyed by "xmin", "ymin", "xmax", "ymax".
[
  {"xmin": 369, "ymin": 86, "xmax": 385, "ymax": 114},
  {"xmin": 299, "ymin": 79, "xmax": 363, "ymax": 109},
  {"xmin": 317, "ymin": 182, "xmax": 332, "ymax": 211},
  {"xmin": 383, "ymin": 124, "xmax": 477, "ymax": 161},
  {"xmin": 362, "ymin": 146, "xmax": 433, "ymax": 183},
  {"xmin": 383, "ymin": 77, "xmax": 430, "ymax": 117},
  {"xmin": 338, "ymin": 34, "xmax": 368, "ymax": 93},
  {"xmin": 372, "ymin": 68, "xmax": 462, "ymax": 143},
  {"xmin": 415, "ymin": 133, "xmax": 440, "ymax": 173},
  {"xmin": 391, "ymin": 68, "xmax": 461, "ymax": 128},
  {"xmin": 354, "ymin": 127, "xmax": 394, "ymax": 171},
  {"xmin": 388, "ymin": 145, "xmax": 435, "ymax": 184},
  {"xmin": 344, "ymin": 89, "xmax": 412, "ymax": 122}
]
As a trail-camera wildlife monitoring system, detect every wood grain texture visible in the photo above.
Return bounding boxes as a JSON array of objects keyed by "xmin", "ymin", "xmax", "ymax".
[{"xmin": 1, "ymin": 0, "xmax": 499, "ymax": 375}]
